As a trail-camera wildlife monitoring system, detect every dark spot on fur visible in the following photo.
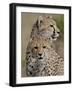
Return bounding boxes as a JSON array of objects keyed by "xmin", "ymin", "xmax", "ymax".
[
  {"xmin": 26, "ymin": 52, "xmax": 30, "ymax": 54},
  {"xmin": 48, "ymin": 74, "xmax": 51, "ymax": 76},
  {"xmin": 43, "ymin": 67, "xmax": 45, "ymax": 70},
  {"xmin": 50, "ymin": 68, "xmax": 53, "ymax": 70},
  {"xmin": 37, "ymin": 65, "xmax": 38, "ymax": 67},
  {"xmin": 29, "ymin": 71, "xmax": 32, "ymax": 75},
  {"xmin": 29, "ymin": 56, "xmax": 30, "ymax": 57},
  {"xmin": 61, "ymin": 60, "xmax": 63, "ymax": 62},
  {"xmin": 58, "ymin": 57, "xmax": 61, "ymax": 59},
  {"xmin": 31, "ymin": 66, "xmax": 33, "ymax": 68}
]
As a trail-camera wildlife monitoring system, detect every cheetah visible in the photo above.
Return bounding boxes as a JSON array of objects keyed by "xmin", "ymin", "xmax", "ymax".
[
  {"xmin": 26, "ymin": 36, "xmax": 64, "ymax": 77},
  {"xmin": 30, "ymin": 16, "xmax": 60, "ymax": 42}
]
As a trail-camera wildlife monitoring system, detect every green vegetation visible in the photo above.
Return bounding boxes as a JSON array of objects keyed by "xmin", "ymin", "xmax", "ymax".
[{"xmin": 21, "ymin": 58, "xmax": 26, "ymax": 68}]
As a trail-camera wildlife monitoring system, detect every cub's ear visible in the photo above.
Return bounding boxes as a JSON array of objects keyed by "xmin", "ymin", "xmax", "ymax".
[
  {"xmin": 36, "ymin": 16, "xmax": 43, "ymax": 27},
  {"xmin": 29, "ymin": 36, "xmax": 35, "ymax": 42},
  {"xmin": 38, "ymin": 16, "xmax": 43, "ymax": 24},
  {"xmin": 47, "ymin": 16, "xmax": 52, "ymax": 19},
  {"xmin": 29, "ymin": 38, "xmax": 32, "ymax": 42}
]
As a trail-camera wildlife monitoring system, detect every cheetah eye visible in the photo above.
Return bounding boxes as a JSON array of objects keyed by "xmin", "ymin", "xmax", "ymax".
[
  {"xmin": 50, "ymin": 25, "xmax": 53, "ymax": 27},
  {"xmin": 34, "ymin": 46, "xmax": 38, "ymax": 49},
  {"xmin": 43, "ymin": 46, "xmax": 46, "ymax": 48}
]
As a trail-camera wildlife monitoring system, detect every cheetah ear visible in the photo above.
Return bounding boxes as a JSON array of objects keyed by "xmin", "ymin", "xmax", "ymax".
[
  {"xmin": 47, "ymin": 16, "xmax": 52, "ymax": 19},
  {"xmin": 38, "ymin": 16, "xmax": 43, "ymax": 26},
  {"xmin": 29, "ymin": 36, "xmax": 35, "ymax": 42},
  {"xmin": 29, "ymin": 38, "xmax": 32, "ymax": 42}
]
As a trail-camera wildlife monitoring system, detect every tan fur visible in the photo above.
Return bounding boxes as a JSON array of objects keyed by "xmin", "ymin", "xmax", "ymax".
[
  {"xmin": 30, "ymin": 16, "xmax": 60, "ymax": 42},
  {"xmin": 26, "ymin": 36, "xmax": 64, "ymax": 76}
]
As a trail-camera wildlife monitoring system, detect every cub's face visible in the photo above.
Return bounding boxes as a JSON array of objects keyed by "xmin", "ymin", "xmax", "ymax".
[
  {"xmin": 30, "ymin": 37, "xmax": 50, "ymax": 60},
  {"xmin": 37, "ymin": 16, "xmax": 60, "ymax": 41}
]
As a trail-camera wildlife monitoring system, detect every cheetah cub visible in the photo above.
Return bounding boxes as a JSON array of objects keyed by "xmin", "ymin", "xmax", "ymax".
[
  {"xmin": 30, "ymin": 16, "xmax": 60, "ymax": 42},
  {"xmin": 26, "ymin": 36, "xmax": 64, "ymax": 76}
]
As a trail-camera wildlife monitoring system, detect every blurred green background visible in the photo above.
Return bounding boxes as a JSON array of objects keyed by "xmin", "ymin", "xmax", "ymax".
[
  {"xmin": 53, "ymin": 15, "xmax": 64, "ymax": 40},
  {"xmin": 21, "ymin": 13, "xmax": 64, "ymax": 77}
]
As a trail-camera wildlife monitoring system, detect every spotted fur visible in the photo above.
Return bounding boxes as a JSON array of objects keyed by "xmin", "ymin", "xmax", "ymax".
[
  {"xmin": 30, "ymin": 16, "xmax": 60, "ymax": 42},
  {"xmin": 26, "ymin": 36, "xmax": 64, "ymax": 76}
]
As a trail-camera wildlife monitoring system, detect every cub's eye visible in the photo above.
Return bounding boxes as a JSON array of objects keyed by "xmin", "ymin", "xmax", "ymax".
[
  {"xmin": 34, "ymin": 46, "xmax": 38, "ymax": 49},
  {"xmin": 50, "ymin": 25, "xmax": 53, "ymax": 27},
  {"xmin": 43, "ymin": 46, "xmax": 46, "ymax": 48}
]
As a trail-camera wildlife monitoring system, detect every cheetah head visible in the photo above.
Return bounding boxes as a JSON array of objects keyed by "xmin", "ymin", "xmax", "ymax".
[
  {"xmin": 36, "ymin": 16, "xmax": 60, "ymax": 41},
  {"xmin": 28, "ymin": 36, "xmax": 51, "ymax": 61}
]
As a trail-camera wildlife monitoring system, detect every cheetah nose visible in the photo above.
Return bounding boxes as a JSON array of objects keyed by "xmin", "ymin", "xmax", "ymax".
[{"xmin": 38, "ymin": 53, "xmax": 42, "ymax": 56}]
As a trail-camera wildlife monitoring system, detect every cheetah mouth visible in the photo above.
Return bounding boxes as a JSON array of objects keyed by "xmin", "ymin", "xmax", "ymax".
[
  {"xmin": 38, "ymin": 57, "xmax": 43, "ymax": 59},
  {"xmin": 52, "ymin": 36, "xmax": 57, "ymax": 40},
  {"xmin": 51, "ymin": 35, "xmax": 59, "ymax": 40}
]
